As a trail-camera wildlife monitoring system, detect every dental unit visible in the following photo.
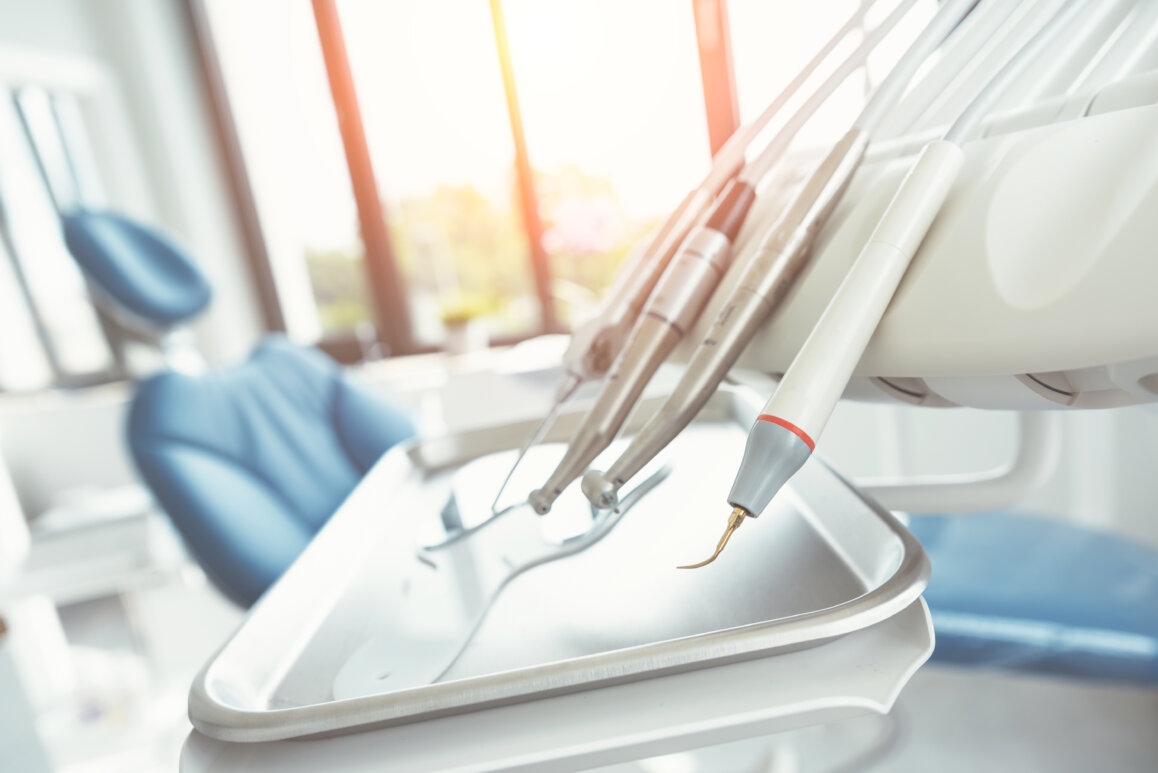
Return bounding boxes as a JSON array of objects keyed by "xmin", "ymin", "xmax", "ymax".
[
  {"xmin": 489, "ymin": 0, "xmax": 913, "ymax": 514},
  {"xmin": 692, "ymin": 0, "xmax": 1092, "ymax": 567},
  {"xmin": 582, "ymin": 0, "xmax": 986, "ymax": 515},
  {"xmin": 524, "ymin": 0, "xmax": 935, "ymax": 517}
]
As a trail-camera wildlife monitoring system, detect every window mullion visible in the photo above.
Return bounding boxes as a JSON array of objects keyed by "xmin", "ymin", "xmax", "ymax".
[
  {"xmin": 692, "ymin": 0, "xmax": 741, "ymax": 156},
  {"xmin": 185, "ymin": 0, "xmax": 287, "ymax": 334},
  {"xmin": 488, "ymin": 0, "xmax": 561, "ymax": 335},
  {"xmin": 311, "ymin": 0, "xmax": 415, "ymax": 355}
]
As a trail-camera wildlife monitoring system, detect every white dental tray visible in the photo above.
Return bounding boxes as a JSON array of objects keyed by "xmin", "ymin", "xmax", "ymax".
[{"xmin": 186, "ymin": 387, "xmax": 931, "ymax": 762}]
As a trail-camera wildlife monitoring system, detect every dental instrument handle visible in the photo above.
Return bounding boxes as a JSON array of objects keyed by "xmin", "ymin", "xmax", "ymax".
[
  {"xmin": 584, "ymin": 0, "xmax": 981, "ymax": 511},
  {"xmin": 686, "ymin": 0, "xmax": 1089, "ymax": 568},
  {"xmin": 503, "ymin": 188, "xmax": 706, "ymax": 514},
  {"xmin": 728, "ymin": 139, "xmax": 964, "ymax": 517},
  {"xmin": 728, "ymin": 0, "xmax": 1090, "ymax": 522},
  {"xmin": 608, "ymin": 0, "xmax": 904, "ymax": 316},
  {"xmin": 583, "ymin": 127, "xmax": 869, "ymax": 509},
  {"xmin": 493, "ymin": 188, "xmax": 709, "ymax": 514},
  {"xmin": 564, "ymin": 186, "xmax": 713, "ymax": 382},
  {"xmin": 503, "ymin": 189, "xmax": 706, "ymax": 513},
  {"xmin": 527, "ymin": 0, "xmax": 937, "ymax": 516},
  {"xmin": 507, "ymin": 0, "xmax": 868, "ymax": 513},
  {"xmin": 560, "ymin": 0, "xmax": 899, "ymax": 385},
  {"xmin": 528, "ymin": 0, "xmax": 940, "ymax": 516},
  {"xmin": 528, "ymin": 207, "xmax": 748, "ymax": 515}
]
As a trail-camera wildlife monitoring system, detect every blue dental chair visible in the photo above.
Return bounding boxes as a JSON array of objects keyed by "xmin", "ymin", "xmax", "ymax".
[{"xmin": 62, "ymin": 210, "xmax": 415, "ymax": 607}]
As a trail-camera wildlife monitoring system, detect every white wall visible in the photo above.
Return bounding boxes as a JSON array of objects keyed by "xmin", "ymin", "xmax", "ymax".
[
  {"xmin": 0, "ymin": 0, "xmax": 264, "ymax": 518},
  {"xmin": 0, "ymin": 0, "xmax": 264, "ymax": 366},
  {"xmin": 0, "ymin": 387, "xmax": 136, "ymax": 519},
  {"xmin": 0, "ymin": 0, "xmax": 103, "ymax": 58},
  {"xmin": 822, "ymin": 400, "xmax": 1158, "ymax": 549},
  {"xmin": 77, "ymin": 0, "xmax": 264, "ymax": 365}
]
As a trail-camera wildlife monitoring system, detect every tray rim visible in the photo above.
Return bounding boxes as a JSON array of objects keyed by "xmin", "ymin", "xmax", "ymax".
[
  {"xmin": 188, "ymin": 386, "xmax": 930, "ymax": 742},
  {"xmin": 182, "ymin": 600, "xmax": 934, "ymax": 770}
]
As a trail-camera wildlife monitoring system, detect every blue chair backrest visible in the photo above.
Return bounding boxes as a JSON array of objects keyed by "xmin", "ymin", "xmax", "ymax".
[{"xmin": 128, "ymin": 337, "xmax": 416, "ymax": 606}]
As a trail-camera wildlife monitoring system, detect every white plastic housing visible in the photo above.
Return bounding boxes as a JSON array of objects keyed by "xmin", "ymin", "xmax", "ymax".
[
  {"xmin": 685, "ymin": 100, "xmax": 1158, "ymax": 410},
  {"xmin": 763, "ymin": 140, "xmax": 964, "ymax": 438}
]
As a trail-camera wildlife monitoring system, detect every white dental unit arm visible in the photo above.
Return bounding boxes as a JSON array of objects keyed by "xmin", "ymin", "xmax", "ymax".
[{"xmin": 703, "ymin": 68, "xmax": 1158, "ymax": 412}]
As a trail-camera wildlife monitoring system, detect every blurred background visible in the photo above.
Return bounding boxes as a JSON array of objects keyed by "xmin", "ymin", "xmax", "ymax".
[
  {"xmin": 0, "ymin": 1, "xmax": 1155, "ymax": 771},
  {"xmin": 0, "ymin": 0, "xmax": 932, "ymax": 378}
]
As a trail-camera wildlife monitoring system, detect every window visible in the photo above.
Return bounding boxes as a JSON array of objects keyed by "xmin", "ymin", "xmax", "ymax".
[
  {"xmin": 196, "ymin": 1, "xmax": 928, "ymax": 360},
  {"xmin": 0, "ymin": 89, "xmax": 120, "ymax": 390},
  {"xmin": 201, "ymin": 0, "xmax": 370, "ymax": 345},
  {"xmin": 197, "ymin": 0, "xmax": 722, "ymax": 358},
  {"xmin": 502, "ymin": 0, "xmax": 710, "ymax": 327},
  {"xmin": 336, "ymin": 0, "xmax": 538, "ymax": 345}
]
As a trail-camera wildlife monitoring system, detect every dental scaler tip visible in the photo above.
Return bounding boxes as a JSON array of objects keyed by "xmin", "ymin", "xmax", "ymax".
[{"xmin": 679, "ymin": 506, "xmax": 751, "ymax": 569}]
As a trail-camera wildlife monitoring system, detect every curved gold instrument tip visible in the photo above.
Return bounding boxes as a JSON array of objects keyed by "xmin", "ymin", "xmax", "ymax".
[{"xmin": 679, "ymin": 506, "xmax": 750, "ymax": 569}]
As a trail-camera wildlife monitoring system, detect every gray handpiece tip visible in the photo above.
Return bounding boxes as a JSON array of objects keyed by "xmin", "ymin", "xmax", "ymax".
[
  {"xmin": 728, "ymin": 419, "xmax": 812, "ymax": 517},
  {"xmin": 528, "ymin": 488, "xmax": 554, "ymax": 515},
  {"xmin": 581, "ymin": 469, "xmax": 619, "ymax": 510}
]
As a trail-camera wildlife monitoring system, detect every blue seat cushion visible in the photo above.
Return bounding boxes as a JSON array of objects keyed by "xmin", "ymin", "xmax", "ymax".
[
  {"xmin": 128, "ymin": 338, "xmax": 415, "ymax": 606},
  {"xmin": 909, "ymin": 513, "xmax": 1158, "ymax": 683},
  {"xmin": 62, "ymin": 210, "xmax": 212, "ymax": 325}
]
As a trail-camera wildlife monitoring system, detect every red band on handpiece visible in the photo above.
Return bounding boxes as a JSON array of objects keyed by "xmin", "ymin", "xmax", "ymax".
[{"xmin": 756, "ymin": 414, "xmax": 816, "ymax": 452}]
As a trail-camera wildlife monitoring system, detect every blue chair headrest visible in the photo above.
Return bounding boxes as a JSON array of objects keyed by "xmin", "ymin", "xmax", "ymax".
[{"xmin": 62, "ymin": 210, "xmax": 212, "ymax": 326}]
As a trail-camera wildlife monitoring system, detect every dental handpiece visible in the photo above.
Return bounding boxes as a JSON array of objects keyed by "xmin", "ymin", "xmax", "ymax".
[
  {"xmin": 552, "ymin": 0, "xmax": 886, "ymax": 388},
  {"xmin": 489, "ymin": 2, "xmax": 887, "ymax": 514},
  {"xmin": 697, "ymin": 0, "xmax": 1088, "ymax": 568},
  {"xmin": 491, "ymin": 181, "xmax": 714, "ymax": 515},
  {"xmin": 526, "ymin": 0, "xmax": 923, "ymax": 517},
  {"xmin": 527, "ymin": 181, "xmax": 754, "ymax": 515},
  {"xmin": 583, "ymin": 0, "xmax": 984, "ymax": 512},
  {"xmin": 583, "ymin": 130, "xmax": 867, "ymax": 511}
]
